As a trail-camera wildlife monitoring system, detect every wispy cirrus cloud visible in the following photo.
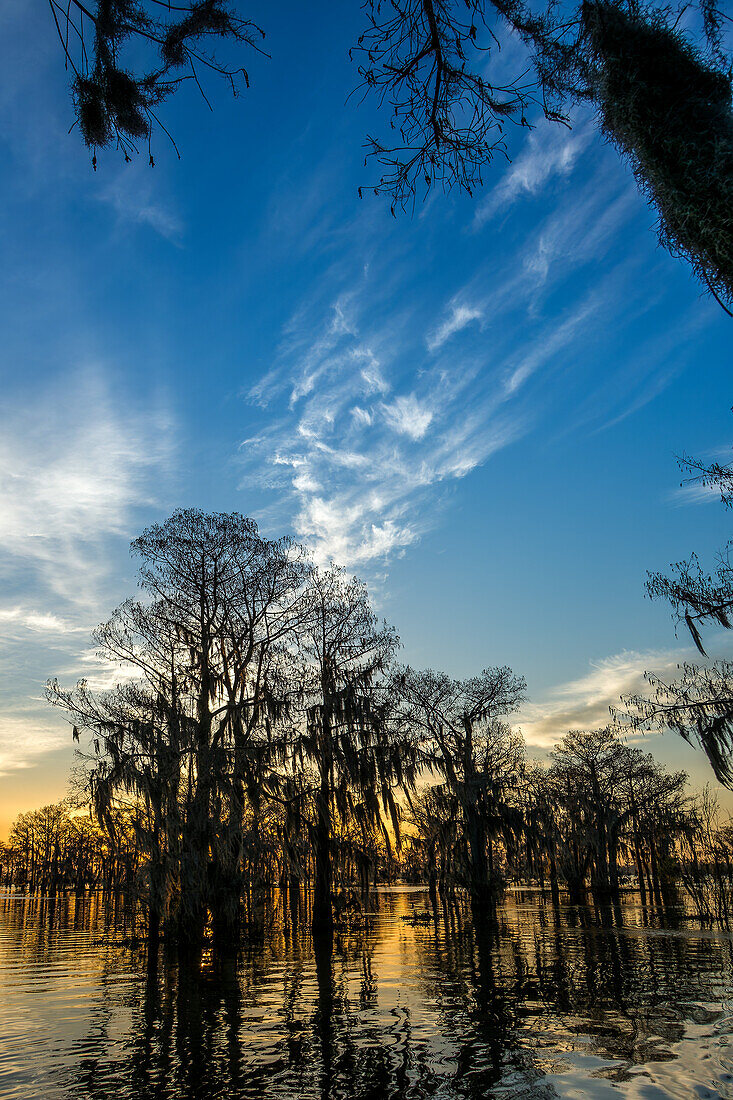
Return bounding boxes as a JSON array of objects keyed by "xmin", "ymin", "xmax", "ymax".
[
  {"xmin": 665, "ymin": 438, "xmax": 732, "ymax": 507},
  {"xmin": 425, "ymin": 156, "xmax": 641, "ymax": 372},
  {"xmin": 99, "ymin": 170, "xmax": 184, "ymax": 244},
  {"xmin": 502, "ymin": 288, "xmax": 602, "ymax": 395},
  {"xmin": 0, "ymin": 641, "xmax": 136, "ymax": 779},
  {"xmin": 238, "ymin": 150, "xmax": 666, "ymax": 575},
  {"xmin": 559, "ymin": 302, "xmax": 711, "ymax": 441},
  {"xmin": 0, "ymin": 368, "xmax": 174, "ymax": 606},
  {"xmin": 0, "ymin": 367, "xmax": 175, "ymax": 780},
  {"xmin": 0, "ymin": 607, "xmax": 83, "ymax": 636},
  {"xmin": 381, "ymin": 394, "xmax": 434, "ymax": 440},
  {"xmin": 238, "ymin": 114, "xmax": 703, "ymax": 584},
  {"xmin": 473, "ymin": 119, "xmax": 593, "ymax": 228},
  {"xmin": 515, "ymin": 647, "xmax": 687, "ymax": 750},
  {"xmin": 0, "ymin": 705, "xmax": 69, "ymax": 778},
  {"xmin": 521, "ymin": 174, "xmax": 638, "ymax": 297},
  {"xmin": 516, "ymin": 636, "xmax": 733, "ymax": 754},
  {"xmin": 669, "ymin": 482, "xmax": 725, "ymax": 507},
  {"xmin": 240, "ymin": 292, "xmax": 524, "ymax": 568},
  {"xmin": 427, "ymin": 303, "xmax": 483, "ymax": 352}
]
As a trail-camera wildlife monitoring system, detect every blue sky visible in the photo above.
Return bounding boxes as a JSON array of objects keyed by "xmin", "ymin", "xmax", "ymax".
[{"xmin": 1, "ymin": 0, "xmax": 732, "ymax": 832}]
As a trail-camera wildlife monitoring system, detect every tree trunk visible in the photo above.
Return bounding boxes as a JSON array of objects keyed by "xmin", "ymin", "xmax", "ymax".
[
  {"xmin": 608, "ymin": 832, "xmax": 621, "ymax": 902},
  {"xmin": 549, "ymin": 848, "xmax": 561, "ymax": 909},
  {"xmin": 312, "ymin": 759, "xmax": 333, "ymax": 937},
  {"xmin": 466, "ymin": 804, "xmax": 493, "ymax": 908},
  {"xmin": 428, "ymin": 842, "xmax": 438, "ymax": 907},
  {"xmin": 648, "ymin": 838, "xmax": 664, "ymax": 907}
]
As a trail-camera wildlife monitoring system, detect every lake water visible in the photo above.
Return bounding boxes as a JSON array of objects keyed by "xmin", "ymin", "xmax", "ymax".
[{"xmin": 2, "ymin": 887, "xmax": 733, "ymax": 1099}]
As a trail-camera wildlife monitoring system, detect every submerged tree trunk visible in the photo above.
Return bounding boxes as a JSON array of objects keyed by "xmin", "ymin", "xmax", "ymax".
[
  {"xmin": 211, "ymin": 767, "xmax": 248, "ymax": 943},
  {"xmin": 176, "ymin": 655, "xmax": 215, "ymax": 947},
  {"xmin": 608, "ymin": 832, "xmax": 621, "ymax": 903},
  {"xmin": 314, "ymin": 929, "xmax": 335, "ymax": 1094},
  {"xmin": 549, "ymin": 849, "xmax": 561, "ymax": 910},
  {"xmin": 648, "ymin": 838, "xmax": 663, "ymax": 906},
  {"xmin": 428, "ymin": 842, "xmax": 438, "ymax": 907},
  {"xmin": 313, "ymin": 755, "xmax": 333, "ymax": 938},
  {"xmin": 466, "ymin": 804, "xmax": 494, "ymax": 910}
]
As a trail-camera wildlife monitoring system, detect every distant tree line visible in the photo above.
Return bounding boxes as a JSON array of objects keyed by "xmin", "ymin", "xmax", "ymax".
[
  {"xmin": 1, "ymin": 800, "xmax": 140, "ymax": 896},
  {"xmin": 6, "ymin": 718, "xmax": 733, "ymax": 934},
  {"xmin": 3, "ymin": 509, "xmax": 733, "ymax": 945},
  {"xmin": 405, "ymin": 725, "xmax": 695, "ymax": 909}
]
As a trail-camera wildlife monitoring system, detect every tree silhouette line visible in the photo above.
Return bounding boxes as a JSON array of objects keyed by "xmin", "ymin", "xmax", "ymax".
[
  {"xmin": 44, "ymin": 0, "xmax": 733, "ymax": 313},
  {"xmin": 4, "ymin": 508, "xmax": 733, "ymax": 947}
]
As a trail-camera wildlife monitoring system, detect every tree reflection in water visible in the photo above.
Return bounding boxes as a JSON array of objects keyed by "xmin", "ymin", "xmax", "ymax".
[{"xmin": 1, "ymin": 888, "xmax": 733, "ymax": 1099}]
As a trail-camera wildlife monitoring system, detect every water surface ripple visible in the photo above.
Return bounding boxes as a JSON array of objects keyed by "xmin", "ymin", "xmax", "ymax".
[{"xmin": 2, "ymin": 888, "xmax": 733, "ymax": 1099}]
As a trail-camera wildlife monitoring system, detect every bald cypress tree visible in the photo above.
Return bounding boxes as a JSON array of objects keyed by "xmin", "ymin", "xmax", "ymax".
[
  {"xmin": 294, "ymin": 565, "xmax": 413, "ymax": 937},
  {"xmin": 48, "ymin": 0, "xmax": 265, "ymax": 161},
  {"xmin": 582, "ymin": 0, "xmax": 733, "ymax": 311},
  {"xmin": 395, "ymin": 665, "xmax": 526, "ymax": 909}
]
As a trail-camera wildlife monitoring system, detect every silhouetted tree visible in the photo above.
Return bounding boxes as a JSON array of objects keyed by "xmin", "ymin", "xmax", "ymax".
[
  {"xmin": 1, "ymin": 799, "xmax": 138, "ymax": 894},
  {"xmin": 45, "ymin": 1, "xmax": 732, "ymax": 311},
  {"xmin": 647, "ymin": 442, "xmax": 733, "ymax": 657},
  {"xmin": 396, "ymin": 665, "xmax": 526, "ymax": 907},
  {"xmin": 622, "ymin": 661, "xmax": 733, "ymax": 786},
  {"xmin": 354, "ymin": 0, "xmax": 733, "ymax": 310},
  {"xmin": 582, "ymin": 0, "xmax": 733, "ymax": 313},
  {"xmin": 352, "ymin": 0, "xmax": 573, "ymax": 210},
  {"xmin": 39, "ymin": 506, "xmax": 733, "ymax": 944},
  {"xmin": 517, "ymin": 762, "xmax": 562, "ymax": 904},
  {"xmin": 634, "ymin": 441, "xmax": 733, "ymax": 783},
  {"xmin": 48, "ymin": 509, "xmax": 305, "ymax": 944},
  {"xmin": 677, "ymin": 785, "xmax": 733, "ymax": 925},
  {"xmin": 548, "ymin": 726, "xmax": 688, "ymax": 904},
  {"xmin": 293, "ymin": 565, "xmax": 414, "ymax": 937},
  {"xmin": 48, "ymin": 0, "xmax": 265, "ymax": 161},
  {"xmin": 406, "ymin": 781, "xmax": 462, "ymax": 898}
]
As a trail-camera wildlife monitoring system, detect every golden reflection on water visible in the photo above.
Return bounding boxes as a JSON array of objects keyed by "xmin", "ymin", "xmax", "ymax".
[{"xmin": 2, "ymin": 888, "xmax": 733, "ymax": 1099}]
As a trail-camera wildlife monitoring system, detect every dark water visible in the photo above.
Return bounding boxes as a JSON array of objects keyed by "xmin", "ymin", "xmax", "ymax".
[{"xmin": 2, "ymin": 889, "xmax": 733, "ymax": 1099}]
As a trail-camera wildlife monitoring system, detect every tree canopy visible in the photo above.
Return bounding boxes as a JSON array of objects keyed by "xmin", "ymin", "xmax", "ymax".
[{"xmin": 45, "ymin": 0, "xmax": 733, "ymax": 309}]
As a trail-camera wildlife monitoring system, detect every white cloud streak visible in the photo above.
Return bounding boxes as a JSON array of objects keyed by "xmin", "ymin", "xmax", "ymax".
[
  {"xmin": 0, "ymin": 369, "xmax": 175, "ymax": 778},
  {"xmin": 474, "ymin": 121, "xmax": 593, "ymax": 227},
  {"xmin": 0, "ymin": 606, "xmax": 83, "ymax": 635},
  {"xmin": 381, "ymin": 394, "xmax": 434, "ymax": 440},
  {"xmin": 238, "ymin": 152, "xmax": 655, "ymax": 575},
  {"xmin": 100, "ymin": 172, "xmax": 184, "ymax": 244},
  {"xmin": 241, "ymin": 297, "xmax": 524, "ymax": 568},
  {"xmin": 0, "ymin": 368, "xmax": 173, "ymax": 605},
  {"xmin": 516, "ymin": 645, "xmax": 719, "ymax": 750},
  {"xmin": 427, "ymin": 304, "xmax": 483, "ymax": 352},
  {"xmin": 669, "ymin": 482, "xmax": 724, "ymax": 506},
  {"xmin": 238, "ymin": 115, "xmax": 696, "ymax": 585},
  {"xmin": 0, "ymin": 706, "xmax": 69, "ymax": 778}
]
